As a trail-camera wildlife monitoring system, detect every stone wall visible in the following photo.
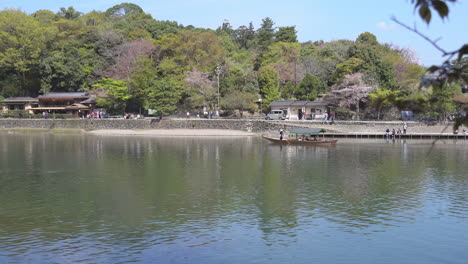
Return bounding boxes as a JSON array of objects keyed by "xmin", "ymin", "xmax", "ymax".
[{"xmin": 0, "ymin": 118, "xmax": 461, "ymax": 134}]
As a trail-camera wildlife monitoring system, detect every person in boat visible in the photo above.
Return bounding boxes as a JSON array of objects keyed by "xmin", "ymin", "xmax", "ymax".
[{"xmin": 279, "ymin": 129, "xmax": 284, "ymax": 140}]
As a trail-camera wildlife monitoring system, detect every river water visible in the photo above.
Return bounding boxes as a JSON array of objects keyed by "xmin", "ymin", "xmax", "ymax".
[{"xmin": 0, "ymin": 132, "xmax": 467, "ymax": 264}]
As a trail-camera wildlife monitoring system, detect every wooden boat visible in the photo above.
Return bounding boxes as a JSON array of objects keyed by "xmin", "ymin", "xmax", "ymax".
[
  {"xmin": 262, "ymin": 135, "xmax": 337, "ymax": 145},
  {"xmin": 263, "ymin": 127, "xmax": 338, "ymax": 145}
]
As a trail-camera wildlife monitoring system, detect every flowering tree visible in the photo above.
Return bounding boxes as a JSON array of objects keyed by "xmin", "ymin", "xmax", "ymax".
[
  {"xmin": 184, "ymin": 70, "xmax": 216, "ymax": 109},
  {"xmin": 330, "ymin": 73, "xmax": 375, "ymax": 120},
  {"xmin": 104, "ymin": 40, "xmax": 156, "ymax": 80}
]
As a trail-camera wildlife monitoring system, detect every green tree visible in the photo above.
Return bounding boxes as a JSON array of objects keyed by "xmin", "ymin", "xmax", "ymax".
[
  {"xmin": 383, "ymin": 47, "xmax": 425, "ymax": 92},
  {"xmin": 397, "ymin": 93, "xmax": 429, "ymax": 115},
  {"xmin": 221, "ymin": 91, "xmax": 259, "ymax": 113},
  {"xmin": 57, "ymin": 6, "xmax": 83, "ymax": 20},
  {"xmin": 281, "ymin": 82, "xmax": 296, "ymax": 99},
  {"xmin": 40, "ymin": 48, "xmax": 87, "ymax": 93},
  {"xmin": 147, "ymin": 78, "xmax": 183, "ymax": 119},
  {"xmin": 310, "ymin": 40, "xmax": 354, "ymax": 85},
  {"xmin": 348, "ymin": 34, "xmax": 396, "ymax": 89},
  {"xmin": 295, "ymin": 73, "xmax": 326, "ymax": 101},
  {"xmin": 334, "ymin": 57, "xmax": 365, "ymax": 81},
  {"xmin": 356, "ymin": 32, "xmax": 378, "ymax": 46},
  {"xmin": 157, "ymin": 30, "xmax": 224, "ymax": 74},
  {"xmin": 223, "ymin": 52, "xmax": 259, "ymax": 94},
  {"xmin": 32, "ymin": 10, "xmax": 58, "ymax": 25},
  {"xmin": 258, "ymin": 42, "xmax": 301, "ymax": 85},
  {"xmin": 275, "ymin": 26, "xmax": 297, "ymax": 43},
  {"xmin": 300, "ymin": 42, "xmax": 318, "ymax": 58},
  {"xmin": 128, "ymin": 56, "xmax": 158, "ymax": 112},
  {"xmin": 147, "ymin": 20, "xmax": 183, "ymax": 39},
  {"xmin": 0, "ymin": 9, "xmax": 46, "ymax": 95},
  {"xmin": 368, "ymin": 87, "xmax": 399, "ymax": 120},
  {"xmin": 216, "ymin": 20, "xmax": 236, "ymax": 39},
  {"xmin": 256, "ymin": 17, "xmax": 275, "ymax": 51},
  {"xmin": 429, "ymin": 83, "xmax": 457, "ymax": 120},
  {"xmin": 235, "ymin": 22, "xmax": 256, "ymax": 50},
  {"xmin": 92, "ymin": 78, "xmax": 131, "ymax": 114},
  {"xmin": 105, "ymin": 3, "xmax": 144, "ymax": 18},
  {"xmin": 216, "ymin": 31, "xmax": 238, "ymax": 55},
  {"xmin": 260, "ymin": 42, "xmax": 300, "ymax": 66},
  {"xmin": 78, "ymin": 10, "xmax": 107, "ymax": 27},
  {"xmin": 258, "ymin": 65, "xmax": 280, "ymax": 108}
]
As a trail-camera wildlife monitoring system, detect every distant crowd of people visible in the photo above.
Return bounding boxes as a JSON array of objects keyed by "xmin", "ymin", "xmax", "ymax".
[
  {"xmin": 186, "ymin": 110, "xmax": 220, "ymax": 119},
  {"xmin": 86, "ymin": 111, "xmax": 105, "ymax": 119},
  {"xmin": 124, "ymin": 113, "xmax": 141, "ymax": 119},
  {"xmin": 385, "ymin": 122, "xmax": 408, "ymax": 139}
]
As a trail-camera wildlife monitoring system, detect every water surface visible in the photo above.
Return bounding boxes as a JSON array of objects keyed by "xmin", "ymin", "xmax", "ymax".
[{"xmin": 0, "ymin": 132, "xmax": 467, "ymax": 263}]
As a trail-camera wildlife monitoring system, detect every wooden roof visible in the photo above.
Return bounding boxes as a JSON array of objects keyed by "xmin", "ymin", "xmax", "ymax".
[
  {"xmin": 31, "ymin": 107, "xmax": 66, "ymax": 110},
  {"xmin": 269, "ymin": 100, "xmax": 330, "ymax": 107},
  {"xmin": 289, "ymin": 128, "xmax": 327, "ymax": 134},
  {"xmin": 2, "ymin": 97, "xmax": 38, "ymax": 103},
  {"xmin": 80, "ymin": 98, "xmax": 97, "ymax": 104},
  {"xmin": 65, "ymin": 103, "xmax": 90, "ymax": 110},
  {"xmin": 38, "ymin": 92, "xmax": 90, "ymax": 100}
]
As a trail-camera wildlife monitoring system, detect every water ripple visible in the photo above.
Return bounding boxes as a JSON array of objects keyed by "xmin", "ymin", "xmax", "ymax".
[{"xmin": 1, "ymin": 135, "xmax": 468, "ymax": 263}]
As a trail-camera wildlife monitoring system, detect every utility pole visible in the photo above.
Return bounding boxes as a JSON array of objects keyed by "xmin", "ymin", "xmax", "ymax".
[
  {"xmin": 258, "ymin": 98, "xmax": 263, "ymax": 115},
  {"xmin": 215, "ymin": 66, "xmax": 221, "ymax": 110},
  {"xmin": 294, "ymin": 56, "xmax": 297, "ymax": 87}
]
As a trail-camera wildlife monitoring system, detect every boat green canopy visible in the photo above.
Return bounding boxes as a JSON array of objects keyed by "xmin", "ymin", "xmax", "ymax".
[{"xmin": 289, "ymin": 128, "xmax": 326, "ymax": 134}]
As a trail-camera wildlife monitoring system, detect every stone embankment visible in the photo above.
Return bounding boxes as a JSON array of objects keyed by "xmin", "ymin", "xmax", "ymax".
[{"xmin": 0, "ymin": 118, "xmax": 462, "ymax": 134}]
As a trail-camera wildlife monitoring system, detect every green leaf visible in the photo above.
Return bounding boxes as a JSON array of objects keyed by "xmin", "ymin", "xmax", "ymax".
[
  {"xmin": 427, "ymin": 65, "xmax": 439, "ymax": 72},
  {"xmin": 458, "ymin": 44, "xmax": 468, "ymax": 59},
  {"xmin": 461, "ymin": 63, "xmax": 468, "ymax": 72},
  {"xmin": 447, "ymin": 74, "xmax": 456, "ymax": 83},
  {"xmin": 419, "ymin": 6, "xmax": 432, "ymax": 24},
  {"xmin": 462, "ymin": 75, "xmax": 468, "ymax": 84},
  {"xmin": 432, "ymin": 1, "xmax": 449, "ymax": 19}
]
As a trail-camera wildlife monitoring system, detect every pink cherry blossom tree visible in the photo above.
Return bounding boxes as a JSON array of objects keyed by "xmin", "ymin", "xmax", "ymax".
[
  {"xmin": 330, "ymin": 73, "xmax": 375, "ymax": 120},
  {"xmin": 184, "ymin": 70, "xmax": 216, "ymax": 109}
]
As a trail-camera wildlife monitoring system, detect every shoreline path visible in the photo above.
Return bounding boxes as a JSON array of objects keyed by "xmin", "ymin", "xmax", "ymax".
[{"xmin": 88, "ymin": 129, "xmax": 256, "ymax": 136}]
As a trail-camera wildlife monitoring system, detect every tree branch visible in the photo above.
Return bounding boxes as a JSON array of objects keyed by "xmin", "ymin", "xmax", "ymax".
[{"xmin": 391, "ymin": 16, "xmax": 458, "ymax": 58}]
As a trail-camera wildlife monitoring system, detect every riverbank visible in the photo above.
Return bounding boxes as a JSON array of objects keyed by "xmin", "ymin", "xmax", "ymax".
[
  {"xmin": 0, "ymin": 118, "xmax": 464, "ymax": 134},
  {"xmin": 88, "ymin": 129, "xmax": 255, "ymax": 136}
]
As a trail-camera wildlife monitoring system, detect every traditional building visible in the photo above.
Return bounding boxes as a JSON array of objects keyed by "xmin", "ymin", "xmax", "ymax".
[
  {"xmin": 268, "ymin": 100, "xmax": 331, "ymax": 120},
  {"xmin": 2, "ymin": 92, "xmax": 97, "ymax": 116},
  {"xmin": 1, "ymin": 97, "xmax": 39, "ymax": 114},
  {"xmin": 33, "ymin": 92, "xmax": 96, "ymax": 115}
]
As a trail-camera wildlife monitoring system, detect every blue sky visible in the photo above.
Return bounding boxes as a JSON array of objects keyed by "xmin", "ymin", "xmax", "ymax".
[{"xmin": 2, "ymin": 0, "xmax": 467, "ymax": 66}]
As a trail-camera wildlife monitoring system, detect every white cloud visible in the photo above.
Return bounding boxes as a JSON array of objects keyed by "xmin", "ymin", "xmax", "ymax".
[{"xmin": 376, "ymin": 21, "xmax": 396, "ymax": 31}]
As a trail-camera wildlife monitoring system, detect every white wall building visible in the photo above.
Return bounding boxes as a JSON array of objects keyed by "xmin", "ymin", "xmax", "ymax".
[{"xmin": 268, "ymin": 100, "xmax": 331, "ymax": 120}]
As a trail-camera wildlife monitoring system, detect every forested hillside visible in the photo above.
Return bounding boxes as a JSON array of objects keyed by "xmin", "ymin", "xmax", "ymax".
[{"xmin": 0, "ymin": 3, "xmax": 464, "ymax": 119}]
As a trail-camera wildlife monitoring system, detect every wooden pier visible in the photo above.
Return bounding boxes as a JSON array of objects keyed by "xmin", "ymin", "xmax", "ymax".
[{"xmin": 320, "ymin": 133, "xmax": 468, "ymax": 140}]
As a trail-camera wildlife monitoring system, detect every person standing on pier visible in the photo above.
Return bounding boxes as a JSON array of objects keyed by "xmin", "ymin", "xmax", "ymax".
[
  {"xmin": 403, "ymin": 122, "xmax": 408, "ymax": 134},
  {"xmin": 279, "ymin": 129, "xmax": 284, "ymax": 140}
]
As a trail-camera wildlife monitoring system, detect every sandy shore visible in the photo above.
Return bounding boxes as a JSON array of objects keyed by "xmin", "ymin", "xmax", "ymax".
[{"xmin": 88, "ymin": 129, "xmax": 257, "ymax": 136}]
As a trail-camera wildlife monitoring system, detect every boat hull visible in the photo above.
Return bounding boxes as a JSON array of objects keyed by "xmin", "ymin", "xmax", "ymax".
[{"xmin": 262, "ymin": 135, "xmax": 337, "ymax": 145}]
